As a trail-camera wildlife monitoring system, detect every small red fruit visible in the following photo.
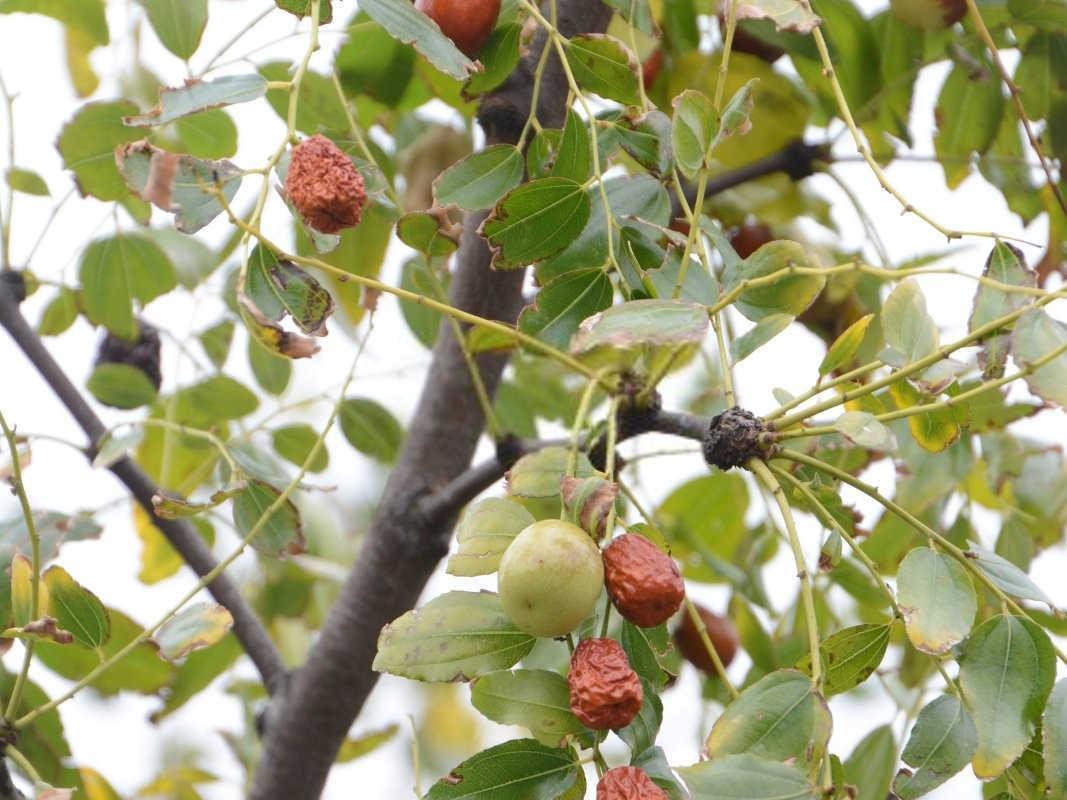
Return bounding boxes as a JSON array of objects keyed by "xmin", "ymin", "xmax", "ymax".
[
  {"xmin": 603, "ymin": 534, "xmax": 685, "ymax": 628},
  {"xmin": 641, "ymin": 49, "xmax": 663, "ymax": 89},
  {"xmin": 415, "ymin": 0, "xmax": 501, "ymax": 57},
  {"xmin": 285, "ymin": 134, "xmax": 367, "ymax": 234},
  {"xmin": 597, "ymin": 766, "xmax": 669, "ymax": 800},
  {"xmin": 673, "ymin": 604, "xmax": 739, "ymax": 674},
  {"xmin": 727, "ymin": 221, "xmax": 774, "ymax": 259},
  {"xmin": 568, "ymin": 638, "xmax": 643, "ymax": 730}
]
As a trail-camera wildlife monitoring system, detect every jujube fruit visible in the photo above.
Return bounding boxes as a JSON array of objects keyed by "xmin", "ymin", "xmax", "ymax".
[
  {"xmin": 673, "ymin": 604, "xmax": 739, "ymax": 673},
  {"xmin": 641, "ymin": 49, "xmax": 663, "ymax": 89},
  {"xmin": 497, "ymin": 519, "xmax": 604, "ymax": 638},
  {"xmin": 889, "ymin": 0, "xmax": 966, "ymax": 30},
  {"xmin": 285, "ymin": 134, "xmax": 367, "ymax": 234},
  {"xmin": 415, "ymin": 0, "xmax": 501, "ymax": 57},
  {"xmin": 727, "ymin": 221, "xmax": 774, "ymax": 259},
  {"xmin": 603, "ymin": 534, "xmax": 685, "ymax": 628},
  {"xmin": 597, "ymin": 766, "xmax": 669, "ymax": 800},
  {"xmin": 568, "ymin": 637, "xmax": 643, "ymax": 730}
]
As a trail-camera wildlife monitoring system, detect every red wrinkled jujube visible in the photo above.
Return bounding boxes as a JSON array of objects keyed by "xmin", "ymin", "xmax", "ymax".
[
  {"xmin": 284, "ymin": 134, "xmax": 366, "ymax": 234},
  {"xmin": 568, "ymin": 637, "xmax": 643, "ymax": 730},
  {"xmin": 597, "ymin": 766, "xmax": 670, "ymax": 800},
  {"xmin": 603, "ymin": 534, "xmax": 685, "ymax": 628}
]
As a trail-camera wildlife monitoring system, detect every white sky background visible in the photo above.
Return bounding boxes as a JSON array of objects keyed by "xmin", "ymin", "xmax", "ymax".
[{"xmin": 0, "ymin": 1, "xmax": 1065, "ymax": 798}]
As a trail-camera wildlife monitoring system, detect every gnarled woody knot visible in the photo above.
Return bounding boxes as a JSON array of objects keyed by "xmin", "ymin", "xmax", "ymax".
[
  {"xmin": 603, "ymin": 534, "xmax": 684, "ymax": 628},
  {"xmin": 702, "ymin": 406, "xmax": 776, "ymax": 470},
  {"xmin": 568, "ymin": 637, "xmax": 643, "ymax": 730},
  {"xmin": 597, "ymin": 766, "xmax": 669, "ymax": 800},
  {"xmin": 284, "ymin": 134, "xmax": 367, "ymax": 234}
]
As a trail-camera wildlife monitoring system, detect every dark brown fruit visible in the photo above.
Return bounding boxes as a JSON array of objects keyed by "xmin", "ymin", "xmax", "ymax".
[
  {"xmin": 727, "ymin": 221, "xmax": 774, "ymax": 259},
  {"xmin": 568, "ymin": 638, "xmax": 643, "ymax": 730},
  {"xmin": 641, "ymin": 49, "xmax": 663, "ymax": 89},
  {"xmin": 285, "ymin": 134, "xmax": 367, "ymax": 234},
  {"xmin": 717, "ymin": 13, "xmax": 786, "ymax": 62},
  {"xmin": 603, "ymin": 534, "xmax": 685, "ymax": 628},
  {"xmin": 673, "ymin": 604, "xmax": 739, "ymax": 674},
  {"xmin": 95, "ymin": 321, "xmax": 162, "ymax": 390},
  {"xmin": 597, "ymin": 766, "xmax": 669, "ymax": 800},
  {"xmin": 415, "ymin": 0, "xmax": 501, "ymax": 57}
]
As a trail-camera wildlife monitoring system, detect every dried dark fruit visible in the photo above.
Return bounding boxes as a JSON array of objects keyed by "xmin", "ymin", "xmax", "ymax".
[
  {"xmin": 95, "ymin": 321, "xmax": 163, "ymax": 390},
  {"xmin": 890, "ymin": 0, "xmax": 966, "ymax": 30},
  {"xmin": 497, "ymin": 519, "xmax": 604, "ymax": 638},
  {"xmin": 284, "ymin": 134, "xmax": 367, "ymax": 234},
  {"xmin": 727, "ymin": 222, "xmax": 774, "ymax": 260},
  {"xmin": 702, "ymin": 406, "xmax": 775, "ymax": 470},
  {"xmin": 603, "ymin": 534, "xmax": 684, "ymax": 628},
  {"xmin": 415, "ymin": 0, "xmax": 501, "ymax": 57},
  {"xmin": 673, "ymin": 604, "xmax": 739, "ymax": 674},
  {"xmin": 568, "ymin": 637, "xmax": 643, "ymax": 730},
  {"xmin": 597, "ymin": 766, "xmax": 670, "ymax": 800}
]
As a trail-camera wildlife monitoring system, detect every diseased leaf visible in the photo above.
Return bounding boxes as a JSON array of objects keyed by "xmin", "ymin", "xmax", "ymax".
[
  {"xmin": 1013, "ymin": 307, "xmax": 1067, "ymax": 407},
  {"xmin": 1045, "ymin": 679, "xmax": 1067, "ymax": 798},
  {"xmin": 447, "ymin": 498, "xmax": 535, "ymax": 577},
  {"xmin": 518, "ymin": 269, "xmax": 613, "ymax": 350},
  {"xmin": 722, "ymin": 240, "xmax": 823, "ymax": 322},
  {"xmin": 470, "ymin": 670, "xmax": 585, "ymax": 747},
  {"xmin": 153, "ymin": 603, "xmax": 233, "ymax": 661},
  {"xmin": 894, "ymin": 695, "xmax": 977, "ymax": 800},
  {"xmin": 798, "ymin": 623, "xmax": 891, "ymax": 697},
  {"xmin": 124, "ymin": 75, "xmax": 267, "ymax": 126},
  {"xmin": 506, "ymin": 447, "xmax": 597, "ymax": 499},
  {"xmin": 357, "ymin": 0, "xmax": 477, "ymax": 80},
  {"xmin": 231, "ymin": 481, "xmax": 305, "ymax": 558},
  {"xmin": 820, "ymin": 313, "xmax": 874, "ymax": 376},
  {"xmin": 41, "ymin": 566, "xmax": 110, "ymax": 649},
  {"xmin": 244, "ymin": 245, "xmax": 335, "ymax": 337},
  {"xmin": 565, "ymin": 34, "xmax": 642, "ymax": 106},
  {"xmin": 896, "ymin": 547, "xmax": 976, "ymax": 655},
  {"xmin": 964, "ymin": 543, "xmax": 1055, "ymax": 608},
  {"xmin": 833, "ymin": 411, "xmax": 895, "ymax": 450},
  {"xmin": 423, "ymin": 739, "xmax": 584, "ymax": 799},
  {"xmin": 968, "ymin": 243, "xmax": 1035, "ymax": 378}
]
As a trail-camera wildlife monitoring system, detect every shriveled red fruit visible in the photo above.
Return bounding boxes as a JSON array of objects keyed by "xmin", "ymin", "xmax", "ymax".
[
  {"xmin": 285, "ymin": 134, "xmax": 367, "ymax": 234},
  {"xmin": 641, "ymin": 49, "xmax": 663, "ymax": 89},
  {"xmin": 603, "ymin": 534, "xmax": 685, "ymax": 628},
  {"xmin": 717, "ymin": 13, "xmax": 786, "ymax": 63},
  {"xmin": 415, "ymin": 0, "xmax": 501, "ymax": 57},
  {"xmin": 727, "ymin": 221, "xmax": 774, "ymax": 259},
  {"xmin": 673, "ymin": 604, "xmax": 739, "ymax": 673},
  {"xmin": 890, "ymin": 0, "xmax": 966, "ymax": 30},
  {"xmin": 597, "ymin": 766, "xmax": 669, "ymax": 800},
  {"xmin": 568, "ymin": 638, "xmax": 643, "ymax": 730}
]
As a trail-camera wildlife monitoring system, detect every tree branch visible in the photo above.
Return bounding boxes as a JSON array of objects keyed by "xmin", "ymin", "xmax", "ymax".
[
  {"xmin": 0, "ymin": 278, "xmax": 286, "ymax": 693},
  {"xmin": 249, "ymin": 4, "xmax": 614, "ymax": 797}
]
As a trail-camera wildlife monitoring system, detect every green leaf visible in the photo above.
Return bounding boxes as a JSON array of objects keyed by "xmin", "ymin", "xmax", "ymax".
[
  {"xmin": 879, "ymin": 279, "xmax": 939, "ymax": 367},
  {"xmin": 705, "ymin": 669, "xmax": 831, "ymax": 767},
  {"xmin": 245, "ymin": 245, "xmax": 335, "ymax": 336},
  {"xmin": 896, "ymin": 547, "xmax": 976, "ymax": 655},
  {"xmin": 1008, "ymin": 0, "xmax": 1067, "ymax": 25},
  {"xmin": 172, "ymin": 374, "xmax": 258, "ymax": 426},
  {"xmin": 153, "ymin": 603, "xmax": 232, "ymax": 661},
  {"xmin": 843, "ymin": 725, "xmax": 896, "ymax": 800},
  {"xmin": 678, "ymin": 754, "xmax": 818, "ymax": 800},
  {"xmin": 447, "ymin": 498, "xmax": 535, "ymax": 577},
  {"xmin": 174, "ymin": 109, "xmax": 238, "ymax": 159},
  {"xmin": 551, "ymin": 110, "xmax": 593, "ymax": 183},
  {"xmin": 964, "ymin": 544, "xmax": 1054, "ymax": 607},
  {"xmin": 434, "ymin": 145, "xmax": 524, "ymax": 211},
  {"xmin": 58, "ymin": 101, "xmax": 142, "ymax": 201},
  {"xmin": 150, "ymin": 634, "xmax": 242, "ymax": 721},
  {"xmin": 1013, "ymin": 32, "xmax": 1059, "ymax": 120},
  {"xmin": 336, "ymin": 725, "xmax": 399, "ymax": 763},
  {"xmin": 232, "ymin": 481, "xmax": 305, "ymax": 558},
  {"xmin": 136, "ymin": 0, "xmax": 208, "ymax": 60},
  {"xmin": 731, "ymin": 314, "xmax": 793, "ymax": 363},
  {"xmin": 603, "ymin": 0, "xmax": 657, "ymax": 33},
  {"xmin": 248, "ymin": 336, "xmax": 292, "ymax": 396},
  {"xmin": 334, "ymin": 18, "xmax": 415, "ymax": 108},
  {"xmin": 5, "ymin": 167, "xmax": 49, "ymax": 196},
  {"xmin": 716, "ymin": 79, "xmax": 758, "ymax": 144},
  {"xmin": 969, "ymin": 243, "xmax": 1035, "ymax": 378},
  {"xmin": 518, "ymin": 269, "xmax": 613, "ymax": 350},
  {"xmin": 470, "ymin": 670, "xmax": 585, "ymax": 747},
  {"xmin": 617, "ymin": 678, "xmax": 662, "ymax": 756},
  {"xmin": 799, "ymin": 624, "xmax": 891, "ymax": 697},
  {"xmin": 358, "ymin": 0, "xmax": 476, "ymax": 80},
  {"xmin": 506, "ymin": 446, "xmax": 597, "ymax": 499},
  {"xmin": 424, "ymin": 739, "xmax": 584, "ymax": 799},
  {"xmin": 730, "ymin": 0, "xmax": 821, "ymax": 32},
  {"xmin": 619, "ymin": 619, "xmax": 675, "ymax": 690},
  {"xmin": 39, "ymin": 566, "xmax": 108, "ymax": 649},
  {"xmin": 833, "ymin": 411, "xmax": 895, "ymax": 450},
  {"xmin": 78, "ymin": 235, "xmax": 176, "ymax": 340},
  {"xmin": 616, "ymin": 110, "xmax": 673, "ymax": 176},
  {"xmin": 38, "ymin": 288, "xmax": 80, "ymax": 336},
  {"xmin": 65, "ymin": 25, "xmax": 100, "ymax": 98},
  {"xmin": 1013, "ymin": 307, "xmax": 1067, "ymax": 407},
  {"xmin": 274, "ymin": 0, "xmax": 332, "ymax": 21},
  {"xmin": 86, "ymin": 363, "xmax": 158, "ymax": 410},
  {"xmin": 339, "ymin": 397, "xmax": 404, "ymax": 463},
  {"xmin": 934, "ymin": 59, "xmax": 1006, "ymax": 189},
  {"xmin": 116, "ymin": 140, "xmax": 242, "ymax": 233},
  {"xmin": 889, "ymin": 380, "xmax": 959, "ymax": 453},
  {"xmin": 657, "ymin": 472, "xmax": 750, "ymax": 583},
  {"xmin": 633, "ymin": 746, "xmax": 690, "ymax": 800},
  {"xmin": 894, "ymin": 695, "xmax": 977, "ymax": 800},
  {"xmin": 263, "ymin": 62, "xmax": 350, "ymax": 133},
  {"xmin": 570, "ymin": 299, "xmax": 709, "ymax": 356},
  {"xmin": 272, "ymin": 425, "xmax": 328, "ymax": 473},
  {"xmin": 397, "ymin": 211, "xmax": 461, "ymax": 258},
  {"xmin": 34, "ymin": 608, "xmax": 173, "ymax": 695},
  {"xmin": 0, "ymin": 512, "xmax": 102, "ymax": 568},
  {"xmin": 0, "ymin": 0, "xmax": 108, "ymax": 44},
  {"xmin": 722, "ymin": 240, "xmax": 824, "ymax": 322},
  {"xmin": 819, "ymin": 313, "xmax": 874, "ymax": 376},
  {"xmin": 148, "ymin": 227, "xmax": 218, "ymax": 289},
  {"xmin": 125, "ymin": 74, "xmax": 266, "ymax": 125},
  {"xmin": 374, "ymin": 592, "xmax": 536, "ymax": 682},
  {"xmin": 196, "ymin": 319, "xmax": 234, "ymax": 369},
  {"xmin": 400, "ymin": 257, "xmax": 443, "ymax": 348},
  {"xmin": 565, "ymin": 34, "xmax": 642, "ymax": 106},
  {"xmin": 671, "ymin": 89, "xmax": 715, "ymax": 180},
  {"xmin": 958, "ymin": 614, "xmax": 1056, "ymax": 779},
  {"xmin": 1045, "ymin": 680, "xmax": 1067, "ymax": 799},
  {"xmin": 481, "ymin": 178, "xmax": 592, "ymax": 270}
]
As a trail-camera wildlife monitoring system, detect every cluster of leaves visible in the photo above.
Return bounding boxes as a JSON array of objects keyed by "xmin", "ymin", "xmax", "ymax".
[{"xmin": 0, "ymin": 0, "xmax": 1065, "ymax": 797}]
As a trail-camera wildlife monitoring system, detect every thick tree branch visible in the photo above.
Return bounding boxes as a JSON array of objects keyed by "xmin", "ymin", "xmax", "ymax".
[
  {"xmin": 249, "ymin": 4, "xmax": 614, "ymax": 798},
  {"xmin": 0, "ymin": 278, "xmax": 286, "ymax": 693}
]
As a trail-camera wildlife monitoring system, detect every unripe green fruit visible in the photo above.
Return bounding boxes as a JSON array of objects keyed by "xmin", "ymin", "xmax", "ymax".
[
  {"xmin": 889, "ymin": 0, "xmax": 966, "ymax": 30},
  {"xmin": 497, "ymin": 520, "xmax": 604, "ymax": 638}
]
